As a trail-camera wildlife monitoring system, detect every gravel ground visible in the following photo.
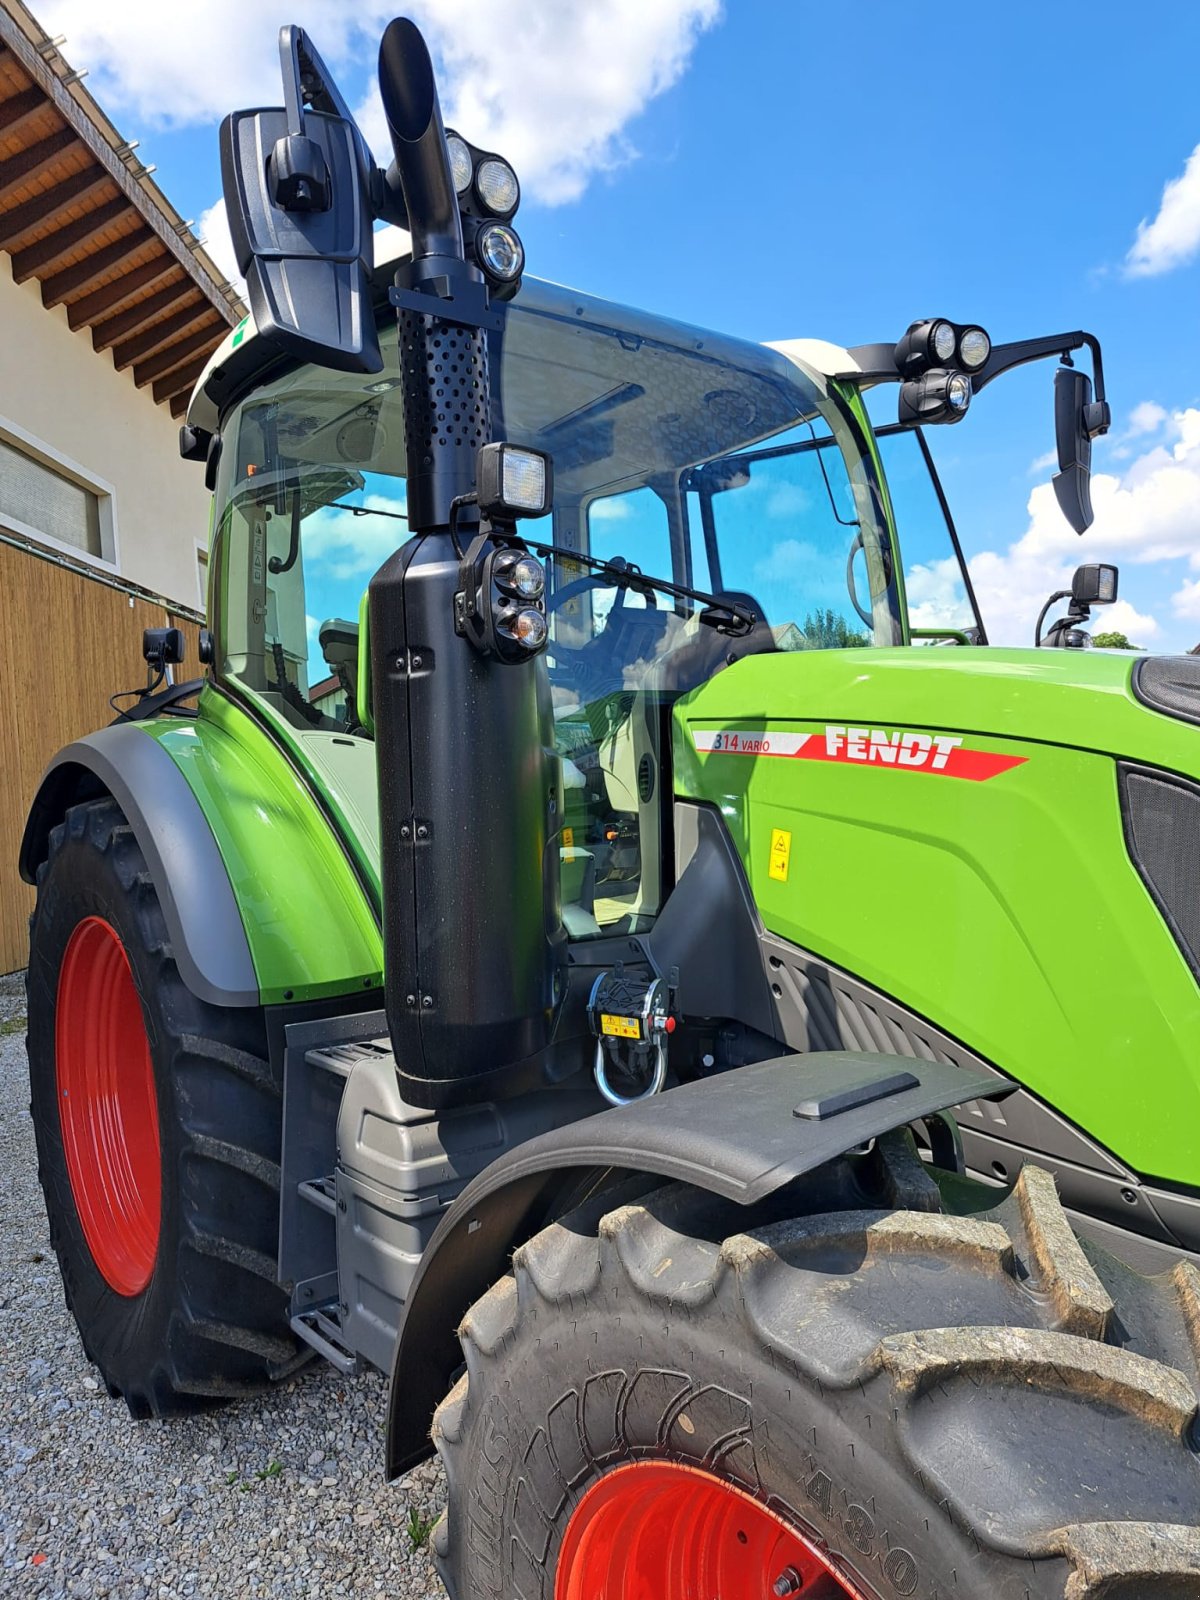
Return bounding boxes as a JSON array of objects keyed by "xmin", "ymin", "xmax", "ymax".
[{"xmin": 0, "ymin": 973, "xmax": 448, "ymax": 1600}]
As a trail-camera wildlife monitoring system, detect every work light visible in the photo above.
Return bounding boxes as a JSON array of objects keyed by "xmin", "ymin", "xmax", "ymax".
[
  {"xmin": 895, "ymin": 319, "xmax": 957, "ymax": 377},
  {"xmin": 477, "ymin": 222, "xmax": 524, "ymax": 282},
  {"xmin": 493, "ymin": 549, "xmax": 545, "ymax": 600},
  {"xmin": 477, "ymin": 442, "xmax": 553, "ymax": 519},
  {"xmin": 476, "ymin": 157, "xmax": 519, "ymax": 217},
  {"xmin": 446, "ymin": 131, "xmax": 473, "ymax": 194},
  {"xmin": 958, "ymin": 325, "xmax": 991, "ymax": 370},
  {"xmin": 497, "ymin": 606, "xmax": 549, "ymax": 651},
  {"xmin": 898, "ymin": 369, "xmax": 972, "ymax": 426}
]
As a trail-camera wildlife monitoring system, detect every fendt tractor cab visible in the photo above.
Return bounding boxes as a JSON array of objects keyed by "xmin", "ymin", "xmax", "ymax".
[{"xmin": 22, "ymin": 20, "xmax": 1200, "ymax": 1599}]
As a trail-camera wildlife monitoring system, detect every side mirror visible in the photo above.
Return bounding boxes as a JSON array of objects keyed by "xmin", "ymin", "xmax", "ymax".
[
  {"xmin": 219, "ymin": 30, "xmax": 380, "ymax": 374},
  {"xmin": 1052, "ymin": 366, "xmax": 1110, "ymax": 534}
]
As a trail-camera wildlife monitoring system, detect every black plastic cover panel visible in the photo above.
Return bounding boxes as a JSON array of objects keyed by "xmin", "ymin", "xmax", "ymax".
[
  {"xmin": 1132, "ymin": 654, "xmax": 1200, "ymax": 728},
  {"xmin": 443, "ymin": 1051, "xmax": 1005, "ymax": 1208},
  {"xmin": 1120, "ymin": 763, "xmax": 1200, "ymax": 978}
]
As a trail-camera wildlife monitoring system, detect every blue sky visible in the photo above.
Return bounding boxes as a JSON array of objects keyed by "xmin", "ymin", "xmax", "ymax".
[{"xmin": 41, "ymin": 0, "xmax": 1200, "ymax": 649}]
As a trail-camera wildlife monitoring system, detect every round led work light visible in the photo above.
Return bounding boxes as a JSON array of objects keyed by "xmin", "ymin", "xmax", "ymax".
[
  {"xmin": 958, "ymin": 325, "xmax": 991, "ymax": 370},
  {"xmin": 476, "ymin": 156, "xmax": 519, "ymax": 216},
  {"xmin": 477, "ymin": 222, "xmax": 524, "ymax": 282},
  {"xmin": 493, "ymin": 549, "xmax": 546, "ymax": 600},
  {"xmin": 446, "ymin": 132, "xmax": 473, "ymax": 194},
  {"xmin": 498, "ymin": 606, "xmax": 549, "ymax": 651}
]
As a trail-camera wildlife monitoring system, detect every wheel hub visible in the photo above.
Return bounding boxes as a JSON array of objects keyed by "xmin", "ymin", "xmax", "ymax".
[
  {"xmin": 56, "ymin": 917, "xmax": 161, "ymax": 1297},
  {"xmin": 554, "ymin": 1460, "xmax": 876, "ymax": 1599}
]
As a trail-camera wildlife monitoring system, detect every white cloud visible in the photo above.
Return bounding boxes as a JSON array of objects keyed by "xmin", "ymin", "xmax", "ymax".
[
  {"xmin": 39, "ymin": 0, "xmax": 721, "ymax": 207},
  {"xmin": 905, "ymin": 556, "xmax": 974, "ymax": 631},
  {"xmin": 1092, "ymin": 600, "xmax": 1159, "ymax": 643},
  {"xmin": 1028, "ymin": 448, "xmax": 1058, "ymax": 475},
  {"xmin": 966, "ymin": 404, "xmax": 1200, "ymax": 645},
  {"xmin": 197, "ymin": 199, "xmax": 244, "ymax": 295},
  {"xmin": 1128, "ymin": 400, "xmax": 1170, "ymax": 437},
  {"xmin": 1125, "ymin": 142, "xmax": 1200, "ymax": 278},
  {"xmin": 305, "ymin": 493, "xmax": 409, "ymax": 581}
]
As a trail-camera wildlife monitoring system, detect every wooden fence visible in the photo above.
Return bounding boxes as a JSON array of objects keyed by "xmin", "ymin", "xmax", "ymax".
[{"xmin": 0, "ymin": 537, "xmax": 201, "ymax": 974}]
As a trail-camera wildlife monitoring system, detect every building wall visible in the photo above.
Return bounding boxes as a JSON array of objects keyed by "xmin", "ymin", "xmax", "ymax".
[
  {"xmin": 0, "ymin": 540, "xmax": 202, "ymax": 973},
  {"xmin": 0, "ymin": 252, "xmax": 214, "ymax": 610}
]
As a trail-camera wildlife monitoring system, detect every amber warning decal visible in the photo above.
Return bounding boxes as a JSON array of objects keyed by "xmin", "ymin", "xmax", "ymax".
[{"xmin": 693, "ymin": 725, "xmax": 1025, "ymax": 782}]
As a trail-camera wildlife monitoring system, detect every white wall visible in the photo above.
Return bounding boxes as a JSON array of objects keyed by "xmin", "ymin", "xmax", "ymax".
[{"xmin": 0, "ymin": 252, "xmax": 215, "ymax": 609}]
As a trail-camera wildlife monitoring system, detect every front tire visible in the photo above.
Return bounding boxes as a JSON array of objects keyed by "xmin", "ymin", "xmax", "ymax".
[
  {"xmin": 27, "ymin": 797, "xmax": 305, "ymax": 1416},
  {"xmin": 433, "ymin": 1141, "xmax": 1200, "ymax": 1599}
]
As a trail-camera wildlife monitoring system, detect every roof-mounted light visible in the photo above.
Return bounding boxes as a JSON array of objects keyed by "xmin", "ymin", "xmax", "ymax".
[
  {"xmin": 446, "ymin": 131, "xmax": 473, "ymax": 194},
  {"xmin": 476, "ymin": 156, "xmax": 519, "ymax": 217}
]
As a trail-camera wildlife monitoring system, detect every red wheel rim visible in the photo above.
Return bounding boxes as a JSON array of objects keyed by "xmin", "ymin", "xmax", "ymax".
[
  {"xmin": 56, "ymin": 917, "xmax": 161, "ymax": 1297},
  {"xmin": 555, "ymin": 1461, "xmax": 878, "ymax": 1600}
]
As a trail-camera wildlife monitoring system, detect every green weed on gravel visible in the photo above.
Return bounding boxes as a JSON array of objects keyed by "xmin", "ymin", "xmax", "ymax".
[{"xmin": 406, "ymin": 1507, "xmax": 437, "ymax": 1549}]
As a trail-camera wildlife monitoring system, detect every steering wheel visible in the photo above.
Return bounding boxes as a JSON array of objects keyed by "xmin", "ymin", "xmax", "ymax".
[
  {"xmin": 845, "ymin": 532, "xmax": 874, "ymax": 628},
  {"xmin": 546, "ymin": 569, "xmax": 659, "ymax": 694}
]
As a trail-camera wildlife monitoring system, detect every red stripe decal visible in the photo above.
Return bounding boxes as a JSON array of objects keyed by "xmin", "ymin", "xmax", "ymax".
[{"xmin": 692, "ymin": 726, "xmax": 1026, "ymax": 782}]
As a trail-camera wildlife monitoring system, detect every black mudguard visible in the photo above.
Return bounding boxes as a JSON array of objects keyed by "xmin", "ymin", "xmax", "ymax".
[
  {"xmin": 385, "ymin": 1049, "xmax": 1007, "ymax": 1476},
  {"xmin": 19, "ymin": 724, "xmax": 259, "ymax": 1007}
]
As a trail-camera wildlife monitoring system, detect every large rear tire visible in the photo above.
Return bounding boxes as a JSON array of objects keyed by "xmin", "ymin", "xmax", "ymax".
[
  {"xmin": 26, "ymin": 797, "xmax": 306, "ymax": 1416},
  {"xmin": 433, "ymin": 1138, "xmax": 1200, "ymax": 1599}
]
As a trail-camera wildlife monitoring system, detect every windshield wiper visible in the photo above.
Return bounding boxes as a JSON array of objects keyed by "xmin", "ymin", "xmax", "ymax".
[
  {"xmin": 523, "ymin": 540, "xmax": 758, "ymax": 638},
  {"xmin": 320, "ymin": 504, "xmax": 756, "ymax": 637}
]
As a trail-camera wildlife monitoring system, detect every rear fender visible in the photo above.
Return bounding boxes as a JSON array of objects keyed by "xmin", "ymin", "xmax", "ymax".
[{"xmin": 385, "ymin": 1050, "xmax": 1006, "ymax": 1476}]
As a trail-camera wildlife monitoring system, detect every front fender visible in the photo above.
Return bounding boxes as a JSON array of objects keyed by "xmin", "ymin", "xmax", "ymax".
[
  {"xmin": 384, "ymin": 1050, "xmax": 1005, "ymax": 1476},
  {"xmin": 20, "ymin": 723, "xmax": 260, "ymax": 1006}
]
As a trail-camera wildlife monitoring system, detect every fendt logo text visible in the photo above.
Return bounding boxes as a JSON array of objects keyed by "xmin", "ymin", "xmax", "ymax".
[{"xmin": 693, "ymin": 725, "xmax": 1027, "ymax": 782}]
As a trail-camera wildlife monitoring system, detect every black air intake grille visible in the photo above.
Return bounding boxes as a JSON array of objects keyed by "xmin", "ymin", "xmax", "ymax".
[
  {"xmin": 1120, "ymin": 763, "xmax": 1200, "ymax": 978},
  {"xmin": 1133, "ymin": 655, "xmax": 1200, "ymax": 727}
]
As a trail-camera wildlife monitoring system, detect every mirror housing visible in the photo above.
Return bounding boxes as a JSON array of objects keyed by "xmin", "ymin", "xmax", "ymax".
[
  {"xmin": 1052, "ymin": 366, "xmax": 1112, "ymax": 534},
  {"xmin": 219, "ymin": 27, "xmax": 380, "ymax": 374}
]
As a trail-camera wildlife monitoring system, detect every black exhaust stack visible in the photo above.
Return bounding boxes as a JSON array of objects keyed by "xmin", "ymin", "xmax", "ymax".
[{"xmin": 368, "ymin": 20, "xmax": 563, "ymax": 1109}]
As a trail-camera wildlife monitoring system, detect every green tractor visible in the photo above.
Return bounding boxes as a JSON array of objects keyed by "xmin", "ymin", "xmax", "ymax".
[{"xmin": 21, "ymin": 18, "xmax": 1200, "ymax": 1599}]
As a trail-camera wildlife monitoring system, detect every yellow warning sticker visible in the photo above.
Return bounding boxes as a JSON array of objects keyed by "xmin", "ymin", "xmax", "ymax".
[
  {"xmin": 562, "ymin": 827, "xmax": 575, "ymax": 847},
  {"xmin": 768, "ymin": 827, "xmax": 792, "ymax": 882},
  {"xmin": 600, "ymin": 1013, "xmax": 641, "ymax": 1040}
]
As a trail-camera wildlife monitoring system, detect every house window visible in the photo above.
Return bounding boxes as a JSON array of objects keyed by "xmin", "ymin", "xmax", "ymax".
[{"xmin": 0, "ymin": 431, "xmax": 105, "ymax": 557}]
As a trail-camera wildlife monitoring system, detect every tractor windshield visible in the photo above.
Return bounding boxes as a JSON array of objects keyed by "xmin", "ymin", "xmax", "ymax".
[
  {"xmin": 211, "ymin": 278, "xmax": 900, "ymax": 727},
  {"xmin": 209, "ymin": 278, "xmax": 910, "ymax": 933}
]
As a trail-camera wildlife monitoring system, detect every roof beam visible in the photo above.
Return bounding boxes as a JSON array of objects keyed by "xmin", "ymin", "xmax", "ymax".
[
  {"xmin": 169, "ymin": 391, "xmax": 191, "ymax": 420},
  {"xmin": 0, "ymin": 126, "xmax": 79, "ymax": 200},
  {"xmin": 0, "ymin": 164, "xmax": 110, "ymax": 249},
  {"xmin": 91, "ymin": 279, "xmax": 196, "ymax": 351},
  {"xmin": 152, "ymin": 350, "xmax": 211, "ymax": 407},
  {"xmin": 111, "ymin": 298, "xmax": 208, "ymax": 369},
  {"xmin": 9, "ymin": 194, "xmax": 127, "ymax": 282},
  {"xmin": 0, "ymin": 85, "xmax": 46, "ymax": 138},
  {"xmin": 0, "ymin": 6, "xmax": 237, "ymax": 327},
  {"xmin": 40, "ymin": 226, "xmax": 153, "ymax": 308},
  {"xmin": 135, "ymin": 321, "xmax": 223, "ymax": 387},
  {"xmin": 65, "ymin": 250, "xmax": 177, "ymax": 329}
]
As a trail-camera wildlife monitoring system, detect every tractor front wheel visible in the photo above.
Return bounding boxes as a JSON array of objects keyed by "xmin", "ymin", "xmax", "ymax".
[
  {"xmin": 433, "ymin": 1151, "xmax": 1200, "ymax": 1599},
  {"xmin": 26, "ymin": 797, "xmax": 305, "ymax": 1415}
]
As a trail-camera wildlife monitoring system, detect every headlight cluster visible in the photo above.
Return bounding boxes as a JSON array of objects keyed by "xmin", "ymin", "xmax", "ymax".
[
  {"xmin": 895, "ymin": 318, "xmax": 991, "ymax": 426},
  {"xmin": 445, "ymin": 127, "xmax": 525, "ymax": 294}
]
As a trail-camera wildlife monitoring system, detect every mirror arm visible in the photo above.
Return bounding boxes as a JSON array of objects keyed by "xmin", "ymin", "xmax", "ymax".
[
  {"xmin": 280, "ymin": 26, "xmax": 358, "ymax": 134},
  {"xmin": 972, "ymin": 331, "xmax": 1110, "ymax": 433}
]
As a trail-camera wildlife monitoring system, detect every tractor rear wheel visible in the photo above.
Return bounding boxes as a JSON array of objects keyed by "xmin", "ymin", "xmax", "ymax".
[
  {"xmin": 26, "ymin": 797, "xmax": 306, "ymax": 1416},
  {"xmin": 433, "ymin": 1143, "xmax": 1200, "ymax": 1599}
]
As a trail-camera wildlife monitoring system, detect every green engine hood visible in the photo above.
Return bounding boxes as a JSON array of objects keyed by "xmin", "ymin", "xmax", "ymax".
[{"xmin": 673, "ymin": 645, "xmax": 1200, "ymax": 1188}]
